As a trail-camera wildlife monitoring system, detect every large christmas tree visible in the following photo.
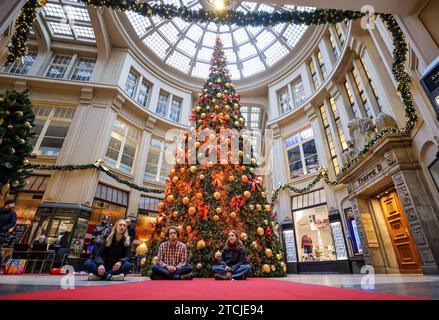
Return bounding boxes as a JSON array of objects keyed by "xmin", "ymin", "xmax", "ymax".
[{"xmin": 142, "ymin": 37, "xmax": 286, "ymax": 278}]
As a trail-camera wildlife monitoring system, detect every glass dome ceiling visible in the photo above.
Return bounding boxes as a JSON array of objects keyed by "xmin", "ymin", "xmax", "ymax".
[{"xmin": 126, "ymin": 1, "xmax": 313, "ymax": 80}]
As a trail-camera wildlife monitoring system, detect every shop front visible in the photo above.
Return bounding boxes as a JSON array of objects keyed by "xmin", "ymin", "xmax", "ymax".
[
  {"xmin": 338, "ymin": 133, "xmax": 439, "ymax": 274},
  {"xmin": 281, "ymin": 189, "xmax": 350, "ymax": 273}
]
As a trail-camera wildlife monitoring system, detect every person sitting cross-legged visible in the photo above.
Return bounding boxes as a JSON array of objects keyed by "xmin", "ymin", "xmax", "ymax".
[
  {"xmin": 212, "ymin": 230, "xmax": 251, "ymax": 280},
  {"xmin": 84, "ymin": 219, "xmax": 132, "ymax": 281},
  {"xmin": 150, "ymin": 226, "xmax": 193, "ymax": 280}
]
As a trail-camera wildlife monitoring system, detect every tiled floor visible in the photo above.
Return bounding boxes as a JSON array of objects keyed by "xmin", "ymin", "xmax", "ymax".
[{"xmin": 1, "ymin": 274, "xmax": 438, "ymax": 299}]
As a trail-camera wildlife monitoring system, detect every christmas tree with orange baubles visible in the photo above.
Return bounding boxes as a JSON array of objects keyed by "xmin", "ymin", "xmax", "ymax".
[{"xmin": 142, "ymin": 37, "xmax": 286, "ymax": 278}]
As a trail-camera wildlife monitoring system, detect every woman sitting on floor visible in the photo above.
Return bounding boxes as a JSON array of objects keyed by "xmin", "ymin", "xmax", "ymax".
[
  {"xmin": 84, "ymin": 219, "xmax": 132, "ymax": 281},
  {"xmin": 212, "ymin": 230, "xmax": 251, "ymax": 280}
]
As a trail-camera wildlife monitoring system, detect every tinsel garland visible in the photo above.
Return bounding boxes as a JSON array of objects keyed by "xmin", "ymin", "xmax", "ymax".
[
  {"xmin": 5, "ymin": 3, "xmax": 417, "ymax": 202},
  {"xmin": 28, "ymin": 160, "xmax": 163, "ymax": 194}
]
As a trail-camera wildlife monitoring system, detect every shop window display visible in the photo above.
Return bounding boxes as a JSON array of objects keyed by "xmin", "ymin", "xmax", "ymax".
[{"xmin": 293, "ymin": 205, "xmax": 337, "ymax": 262}]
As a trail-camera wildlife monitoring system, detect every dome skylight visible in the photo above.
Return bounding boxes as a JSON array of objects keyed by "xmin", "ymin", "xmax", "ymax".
[{"xmin": 126, "ymin": 1, "xmax": 313, "ymax": 80}]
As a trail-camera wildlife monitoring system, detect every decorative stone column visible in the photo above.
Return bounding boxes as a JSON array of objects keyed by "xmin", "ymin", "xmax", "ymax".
[{"xmin": 349, "ymin": 197, "xmax": 373, "ymax": 266}]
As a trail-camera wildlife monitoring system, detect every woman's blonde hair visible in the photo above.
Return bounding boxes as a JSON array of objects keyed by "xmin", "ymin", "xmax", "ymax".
[{"xmin": 105, "ymin": 219, "xmax": 130, "ymax": 247}]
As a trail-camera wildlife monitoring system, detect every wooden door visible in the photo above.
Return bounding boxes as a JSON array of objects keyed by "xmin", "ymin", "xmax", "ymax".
[{"xmin": 380, "ymin": 192, "xmax": 422, "ymax": 274}]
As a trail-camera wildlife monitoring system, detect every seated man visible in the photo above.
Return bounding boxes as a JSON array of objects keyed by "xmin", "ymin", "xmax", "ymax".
[{"xmin": 150, "ymin": 226, "xmax": 193, "ymax": 280}]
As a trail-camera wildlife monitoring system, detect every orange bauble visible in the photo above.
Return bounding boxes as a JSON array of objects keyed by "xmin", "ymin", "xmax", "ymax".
[
  {"xmin": 241, "ymin": 175, "xmax": 248, "ymax": 183},
  {"xmin": 188, "ymin": 207, "xmax": 196, "ymax": 215},
  {"xmin": 214, "ymin": 192, "xmax": 221, "ymax": 200},
  {"xmin": 172, "ymin": 176, "xmax": 179, "ymax": 183},
  {"xmin": 216, "ymin": 207, "xmax": 222, "ymax": 214},
  {"xmin": 182, "ymin": 197, "xmax": 190, "ymax": 205},
  {"xmin": 228, "ymin": 176, "xmax": 235, "ymax": 182},
  {"xmin": 172, "ymin": 211, "xmax": 178, "ymax": 218},
  {"xmin": 195, "ymin": 141, "xmax": 201, "ymax": 149},
  {"xmin": 224, "ymin": 114, "xmax": 231, "ymax": 121},
  {"xmin": 190, "ymin": 166, "xmax": 197, "ymax": 173},
  {"xmin": 257, "ymin": 227, "xmax": 264, "ymax": 236},
  {"xmin": 196, "ymin": 193, "xmax": 203, "ymax": 199},
  {"xmin": 180, "ymin": 168, "xmax": 186, "ymax": 174},
  {"xmin": 166, "ymin": 195, "xmax": 174, "ymax": 202},
  {"xmin": 243, "ymin": 191, "xmax": 251, "ymax": 199},
  {"xmin": 240, "ymin": 166, "xmax": 246, "ymax": 171},
  {"xmin": 230, "ymin": 212, "xmax": 236, "ymax": 219},
  {"xmin": 186, "ymin": 226, "xmax": 192, "ymax": 233},
  {"xmin": 197, "ymin": 239, "xmax": 206, "ymax": 250},
  {"xmin": 213, "ymin": 215, "xmax": 220, "ymax": 221},
  {"xmin": 157, "ymin": 202, "xmax": 164, "ymax": 210}
]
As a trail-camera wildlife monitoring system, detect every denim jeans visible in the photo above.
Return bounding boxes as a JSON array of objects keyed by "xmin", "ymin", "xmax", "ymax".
[
  {"xmin": 151, "ymin": 263, "xmax": 192, "ymax": 280},
  {"xmin": 212, "ymin": 263, "xmax": 251, "ymax": 280},
  {"xmin": 84, "ymin": 259, "xmax": 131, "ymax": 280}
]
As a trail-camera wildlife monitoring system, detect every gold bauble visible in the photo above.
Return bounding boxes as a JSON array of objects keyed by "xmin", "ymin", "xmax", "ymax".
[
  {"xmin": 172, "ymin": 176, "xmax": 179, "ymax": 183},
  {"xmin": 241, "ymin": 175, "xmax": 248, "ymax": 183},
  {"xmin": 234, "ymin": 103, "xmax": 239, "ymax": 109},
  {"xmin": 249, "ymin": 204, "xmax": 255, "ymax": 210},
  {"xmin": 257, "ymin": 227, "xmax": 264, "ymax": 236},
  {"xmin": 283, "ymin": 265, "xmax": 287, "ymax": 272},
  {"xmin": 224, "ymin": 105, "xmax": 231, "ymax": 112},
  {"xmin": 195, "ymin": 141, "xmax": 201, "ymax": 149},
  {"xmin": 214, "ymin": 192, "xmax": 221, "ymax": 200},
  {"xmin": 216, "ymin": 78, "xmax": 222, "ymax": 84},
  {"xmin": 228, "ymin": 175, "xmax": 235, "ymax": 182},
  {"xmin": 136, "ymin": 243, "xmax": 148, "ymax": 255},
  {"xmin": 243, "ymin": 191, "xmax": 251, "ymax": 199},
  {"xmin": 271, "ymin": 265, "xmax": 276, "ymax": 271},
  {"xmin": 216, "ymin": 207, "xmax": 222, "ymax": 214},
  {"xmin": 265, "ymin": 205, "xmax": 271, "ymax": 212},
  {"xmin": 186, "ymin": 226, "xmax": 192, "ymax": 233},
  {"xmin": 262, "ymin": 264, "xmax": 271, "ymax": 273},
  {"xmin": 190, "ymin": 166, "xmax": 197, "ymax": 173},
  {"xmin": 216, "ymin": 93, "xmax": 222, "ymax": 98},
  {"xmin": 239, "ymin": 117, "xmax": 245, "ymax": 123},
  {"xmin": 215, "ymin": 250, "xmax": 222, "ymax": 259},
  {"xmin": 264, "ymin": 219, "xmax": 269, "ymax": 225},
  {"xmin": 195, "ymin": 106, "xmax": 201, "ymax": 113},
  {"xmin": 140, "ymin": 257, "xmax": 146, "ymax": 267},
  {"xmin": 157, "ymin": 202, "xmax": 164, "ymax": 210},
  {"xmin": 276, "ymin": 254, "xmax": 283, "ymax": 261},
  {"xmin": 213, "ymin": 215, "xmax": 220, "ymax": 221},
  {"xmin": 182, "ymin": 197, "xmax": 190, "ymax": 205},
  {"xmin": 215, "ymin": 105, "xmax": 220, "ymax": 110},
  {"xmin": 201, "ymin": 113, "xmax": 207, "ymax": 119},
  {"xmin": 280, "ymin": 262, "xmax": 286, "ymax": 267},
  {"xmin": 251, "ymin": 158, "xmax": 256, "ymax": 165},
  {"xmin": 249, "ymin": 168, "xmax": 255, "ymax": 174},
  {"xmin": 196, "ymin": 193, "xmax": 203, "ymax": 199},
  {"xmin": 262, "ymin": 192, "xmax": 267, "ymax": 198},
  {"xmin": 225, "ymin": 83, "xmax": 231, "ymax": 88},
  {"xmin": 265, "ymin": 248, "xmax": 273, "ymax": 258},
  {"xmin": 7, "ymin": 124, "xmax": 13, "ymax": 129},
  {"xmin": 180, "ymin": 168, "xmax": 186, "ymax": 174},
  {"xmin": 188, "ymin": 207, "xmax": 196, "ymax": 215},
  {"xmin": 197, "ymin": 263, "xmax": 203, "ymax": 270},
  {"xmin": 11, "ymin": 180, "xmax": 20, "ymax": 187},
  {"xmin": 234, "ymin": 121, "xmax": 240, "ymax": 126},
  {"xmin": 230, "ymin": 212, "xmax": 236, "ymax": 219},
  {"xmin": 172, "ymin": 211, "xmax": 178, "ymax": 218},
  {"xmin": 199, "ymin": 174, "xmax": 205, "ymax": 180},
  {"xmin": 240, "ymin": 232, "xmax": 248, "ymax": 241},
  {"xmin": 256, "ymin": 204, "xmax": 262, "ymax": 211},
  {"xmin": 212, "ymin": 98, "xmax": 217, "ymax": 103},
  {"xmin": 152, "ymin": 256, "xmax": 158, "ymax": 264},
  {"xmin": 197, "ymin": 239, "xmax": 206, "ymax": 250},
  {"xmin": 166, "ymin": 195, "xmax": 174, "ymax": 202},
  {"xmin": 251, "ymin": 241, "xmax": 258, "ymax": 249}
]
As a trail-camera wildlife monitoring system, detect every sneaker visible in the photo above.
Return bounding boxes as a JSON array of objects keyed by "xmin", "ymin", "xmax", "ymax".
[
  {"xmin": 110, "ymin": 274, "xmax": 125, "ymax": 281},
  {"xmin": 88, "ymin": 273, "xmax": 101, "ymax": 281},
  {"xmin": 180, "ymin": 273, "xmax": 193, "ymax": 280}
]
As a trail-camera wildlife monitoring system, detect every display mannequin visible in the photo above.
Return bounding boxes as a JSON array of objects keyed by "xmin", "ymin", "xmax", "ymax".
[{"xmin": 301, "ymin": 234, "xmax": 313, "ymax": 257}]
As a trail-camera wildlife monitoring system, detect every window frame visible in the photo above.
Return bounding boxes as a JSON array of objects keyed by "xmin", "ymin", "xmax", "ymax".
[
  {"xmin": 285, "ymin": 126, "xmax": 319, "ymax": 180},
  {"xmin": 31, "ymin": 105, "xmax": 75, "ymax": 156},
  {"xmin": 45, "ymin": 54, "xmax": 73, "ymax": 79},
  {"xmin": 70, "ymin": 57, "xmax": 96, "ymax": 81}
]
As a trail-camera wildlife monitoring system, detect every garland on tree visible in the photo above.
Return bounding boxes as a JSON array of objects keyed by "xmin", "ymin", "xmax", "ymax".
[
  {"xmin": 4, "ymin": 2, "xmax": 417, "ymax": 202},
  {"xmin": 0, "ymin": 89, "xmax": 35, "ymax": 197}
]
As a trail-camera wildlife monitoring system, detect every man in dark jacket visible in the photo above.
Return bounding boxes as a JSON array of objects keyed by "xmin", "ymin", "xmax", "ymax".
[{"xmin": 0, "ymin": 199, "xmax": 17, "ymax": 270}]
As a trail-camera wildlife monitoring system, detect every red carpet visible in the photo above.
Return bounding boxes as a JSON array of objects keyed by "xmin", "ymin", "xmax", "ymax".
[{"xmin": 0, "ymin": 278, "xmax": 425, "ymax": 300}]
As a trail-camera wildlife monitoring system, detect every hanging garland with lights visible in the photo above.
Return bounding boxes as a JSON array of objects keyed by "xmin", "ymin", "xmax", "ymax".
[
  {"xmin": 27, "ymin": 159, "xmax": 164, "ymax": 194},
  {"xmin": 4, "ymin": 2, "xmax": 417, "ymax": 203}
]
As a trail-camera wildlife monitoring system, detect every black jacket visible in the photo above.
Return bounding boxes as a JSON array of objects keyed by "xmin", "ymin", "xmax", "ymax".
[
  {"xmin": 94, "ymin": 238, "xmax": 131, "ymax": 268},
  {"xmin": 0, "ymin": 207, "xmax": 17, "ymax": 233},
  {"xmin": 220, "ymin": 247, "xmax": 248, "ymax": 272},
  {"xmin": 128, "ymin": 225, "xmax": 136, "ymax": 242}
]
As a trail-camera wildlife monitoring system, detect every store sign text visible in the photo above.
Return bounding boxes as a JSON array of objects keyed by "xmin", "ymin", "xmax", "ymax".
[{"xmin": 357, "ymin": 164, "xmax": 383, "ymax": 186}]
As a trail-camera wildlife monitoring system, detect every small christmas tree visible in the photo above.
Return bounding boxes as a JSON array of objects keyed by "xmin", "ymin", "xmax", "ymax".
[
  {"xmin": 142, "ymin": 37, "xmax": 286, "ymax": 277},
  {"xmin": 0, "ymin": 89, "xmax": 35, "ymax": 198}
]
